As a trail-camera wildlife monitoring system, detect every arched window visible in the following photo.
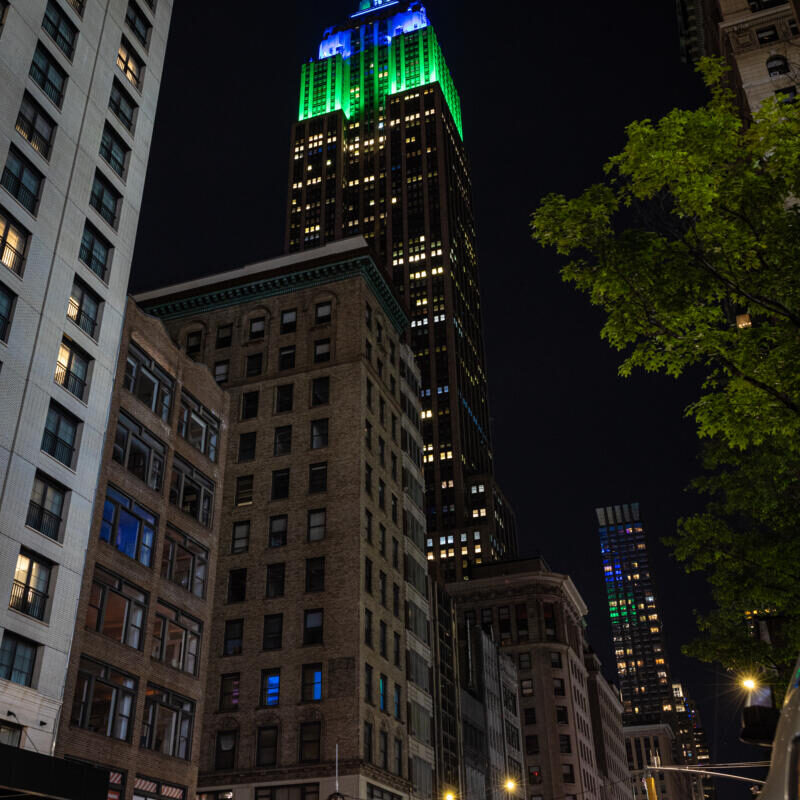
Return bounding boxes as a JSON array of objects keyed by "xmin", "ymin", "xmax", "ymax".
[{"xmin": 767, "ymin": 54, "xmax": 790, "ymax": 77}]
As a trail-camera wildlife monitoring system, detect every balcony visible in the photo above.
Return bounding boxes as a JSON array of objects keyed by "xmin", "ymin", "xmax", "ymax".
[
  {"xmin": 67, "ymin": 298, "xmax": 97, "ymax": 338},
  {"xmin": 65, "ymin": 0, "xmax": 84, "ymax": 15},
  {"xmin": 55, "ymin": 362, "xmax": 86, "ymax": 400},
  {"xmin": 89, "ymin": 191, "xmax": 116, "ymax": 227},
  {"xmin": 26, "ymin": 501, "xmax": 60, "ymax": 539},
  {"xmin": 9, "ymin": 579, "xmax": 47, "ymax": 620},
  {"xmin": 1, "ymin": 239, "xmax": 25, "ymax": 276},
  {"xmin": 41, "ymin": 428, "xmax": 74, "ymax": 466},
  {"xmin": 29, "ymin": 62, "xmax": 63, "ymax": 107},
  {"xmin": 15, "ymin": 113, "xmax": 51, "ymax": 159},
  {"xmin": 42, "ymin": 14, "xmax": 75, "ymax": 59},
  {"xmin": 78, "ymin": 241, "xmax": 107, "ymax": 280},
  {"xmin": 1, "ymin": 169, "xmax": 37, "ymax": 214}
]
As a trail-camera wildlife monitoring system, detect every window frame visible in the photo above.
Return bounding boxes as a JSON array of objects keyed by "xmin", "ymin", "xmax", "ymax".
[
  {"xmin": 140, "ymin": 684, "xmax": 194, "ymax": 760},
  {"xmin": 85, "ymin": 564, "xmax": 147, "ymax": 649},
  {"xmin": 150, "ymin": 601, "xmax": 201, "ymax": 675},
  {"xmin": 100, "ymin": 484, "xmax": 157, "ymax": 566},
  {"xmin": 70, "ymin": 656, "xmax": 137, "ymax": 740},
  {"xmin": 123, "ymin": 343, "xmax": 173, "ymax": 423}
]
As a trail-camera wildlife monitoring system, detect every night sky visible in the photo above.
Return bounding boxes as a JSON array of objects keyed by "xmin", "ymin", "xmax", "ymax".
[{"xmin": 130, "ymin": 0, "xmax": 762, "ymax": 792}]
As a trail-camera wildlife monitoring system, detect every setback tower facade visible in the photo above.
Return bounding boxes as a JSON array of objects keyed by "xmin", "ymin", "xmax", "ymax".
[{"xmin": 285, "ymin": 0, "xmax": 516, "ymax": 581}]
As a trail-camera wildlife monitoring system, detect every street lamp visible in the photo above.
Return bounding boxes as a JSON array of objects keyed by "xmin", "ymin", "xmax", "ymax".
[
  {"xmin": 444, "ymin": 792, "xmax": 455, "ymax": 800},
  {"xmin": 504, "ymin": 780, "xmax": 517, "ymax": 793},
  {"xmin": 741, "ymin": 677, "xmax": 757, "ymax": 691}
]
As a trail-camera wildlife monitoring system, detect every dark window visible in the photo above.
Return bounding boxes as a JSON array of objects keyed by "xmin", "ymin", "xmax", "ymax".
[
  {"xmin": 241, "ymin": 390, "xmax": 259, "ymax": 419},
  {"xmin": 767, "ymin": 54, "xmax": 790, "ymax": 76},
  {"xmin": 550, "ymin": 651, "xmax": 563, "ymax": 669},
  {"xmin": 310, "ymin": 419, "xmax": 328, "ymax": 449},
  {"xmin": 42, "ymin": 401, "xmax": 78, "ymax": 467},
  {"xmin": 2, "ymin": 146, "xmax": 43, "ymax": 214},
  {"xmin": 273, "ymin": 425, "xmax": 292, "ymax": 455},
  {"xmin": 394, "ymin": 738, "xmax": 402, "ymax": 776},
  {"xmin": 529, "ymin": 766, "xmax": 542, "ymax": 786},
  {"xmin": 27, "ymin": 473, "xmax": 64, "ymax": 539},
  {"xmin": 90, "ymin": 171, "xmax": 121, "ymax": 228},
  {"xmin": 269, "ymin": 515, "xmax": 287, "ymax": 547},
  {"xmin": 161, "ymin": 526, "xmax": 207, "ymax": 597},
  {"xmin": 121, "ymin": 345, "xmax": 174, "ymax": 417},
  {"xmin": 314, "ymin": 338, "xmax": 330, "ymax": 363},
  {"xmin": 109, "ymin": 78, "xmax": 136, "ymax": 130},
  {"xmin": 1, "ymin": 207, "xmax": 29, "ymax": 276},
  {"xmin": 365, "ymin": 558, "xmax": 373, "ymax": 594},
  {"xmin": 67, "ymin": 278, "xmax": 100, "ymax": 338},
  {"xmin": 303, "ymin": 609, "xmax": 323, "ymax": 644},
  {"xmin": 364, "ymin": 721, "xmax": 373, "ymax": 763},
  {"xmin": 279, "ymin": 345, "xmax": 295, "ymax": 370},
  {"xmin": 231, "ymin": 520, "xmax": 249, "ymax": 554},
  {"xmin": 213, "ymin": 361, "xmax": 228, "ymax": 384},
  {"xmin": 365, "ymin": 463, "xmax": 372, "ymax": 494},
  {"xmin": 125, "ymin": 1, "xmax": 151, "ymax": 48},
  {"xmin": 100, "ymin": 123, "xmax": 129, "ymax": 177},
  {"xmin": 0, "ymin": 632, "xmax": 37, "ymax": 687},
  {"xmin": 364, "ymin": 608, "xmax": 373, "ymax": 646},
  {"xmin": 756, "ymin": 25, "xmax": 779, "ymax": 43},
  {"xmin": 177, "ymin": 391, "xmax": 219, "ymax": 460},
  {"xmin": 311, "ymin": 376, "xmax": 329, "ymax": 405},
  {"xmin": 223, "ymin": 619, "xmax": 243, "ymax": 656},
  {"xmin": 219, "ymin": 673, "xmax": 239, "ymax": 711},
  {"xmin": 246, "ymin": 352, "xmax": 263, "ymax": 377},
  {"xmin": 261, "ymin": 668, "xmax": 280, "ymax": 706},
  {"xmin": 392, "ymin": 583, "xmax": 400, "ymax": 617},
  {"xmin": 112, "ymin": 411, "xmax": 165, "ymax": 491},
  {"xmin": 393, "ymin": 684, "xmax": 401, "ymax": 720},
  {"xmin": 30, "ymin": 44, "xmax": 66, "ymax": 106},
  {"xmin": 305, "ymin": 557, "xmax": 325, "ymax": 592},
  {"xmin": 227, "ymin": 569, "xmax": 246, "ymax": 603},
  {"xmin": 257, "ymin": 726, "xmax": 278, "ymax": 766},
  {"xmin": 299, "ymin": 722, "xmax": 321, "ymax": 763},
  {"xmin": 150, "ymin": 602, "xmax": 201, "ymax": 675},
  {"xmin": 379, "ymin": 730, "xmax": 388, "ymax": 768},
  {"xmin": 263, "ymin": 614, "xmax": 283, "ymax": 650},
  {"xmin": 526, "ymin": 734, "xmax": 540, "ymax": 755},
  {"xmin": 0, "ymin": 721, "xmax": 22, "ymax": 747},
  {"xmin": 266, "ymin": 563, "xmax": 285, "ymax": 598},
  {"xmin": 309, "ymin": 462, "xmax": 327, "ymax": 492},
  {"xmin": 271, "ymin": 468, "xmax": 290, "ymax": 499},
  {"xmin": 559, "ymin": 734, "xmax": 572, "ymax": 753},
  {"xmin": 100, "ymin": 484, "xmax": 156, "ymax": 565},
  {"xmin": 301, "ymin": 663, "xmax": 322, "ymax": 702},
  {"xmin": 280, "ymin": 309, "xmax": 296, "ymax": 333},
  {"xmin": 185, "ymin": 330, "xmax": 202, "ymax": 356},
  {"xmin": 238, "ymin": 432, "xmax": 256, "ymax": 462},
  {"xmin": 749, "ymin": 0, "xmax": 789, "ymax": 8},
  {"xmin": 16, "ymin": 93, "xmax": 55, "ymax": 159},
  {"xmin": 42, "ymin": 1, "xmax": 77, "ymax": 58},
  {"xmin": 365, "ymin": 420, "xmax": 372, "ymax": 450},
  {"xmin": 315, "ymin": 301, "xmax": 331, "ymax": 324},
  {"xmin": 276, "ymin": 383, "xmax": 293, "ymax": 412},
  {"xmin": 70, "ymin": 656, "xmax": 136, "ymax": 739},
  {"xmin": 214, "ymin": 730, "xmax": 237, "ymax": 770},
  {"xmin": 307, "ymin": 508, "xmax": 325, "ymax": 541},
  {"xmin": 10, "ymin": 550, "xmax": 51, "ymax": 621},
  {"xmin": 525, "ymin": 707, "xmax": 536, "ymax": 725},
  {"xmin": 556, "ymin": 705, "xmax": 568, "ymax": 724},
  {"xmin": 365, "ymin": 302, "xmax": 372, "ymax": 328},
  {"xmin": 776, "ymin": 85, "xmax": 798, "ymax": 102},
  {"xmin": 364, "ymin": 663, "xmax": 373, "ymax": 703},
  {"xmin": 249, "ymin": 316, "xmax": 265, "ymax": 339},
  {"xmin": 85, "ymin": 564, "xmax": 146, "ymax": 647},
  {"xmin": 215, "ymin": 324, "xmax": 232, "ymax": 348},
  {"xmin": 562, "ymin": 764, "xmax": 575, "ymax": 783},
  {"xmin": 117, "ymin": 38, "xmax": 143, "ymax": 90},
  {"xmin": 235, "ymin": 475, "xmax": 253, "ymax": 506}
]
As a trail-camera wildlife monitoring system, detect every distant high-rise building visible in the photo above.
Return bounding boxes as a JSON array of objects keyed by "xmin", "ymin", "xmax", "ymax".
[
  {"xmin": 284, "ymin": 0, "xmax": 517, "ymax": 580},
  {"xmin": 0, "ymin": 0, "xmax": 172, "ymax": 753}
]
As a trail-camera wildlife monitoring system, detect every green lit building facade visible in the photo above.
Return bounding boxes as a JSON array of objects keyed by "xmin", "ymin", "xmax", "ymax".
[{"xmin": 286, "ymin": 0, "xmax": 517, "ymax": 584}]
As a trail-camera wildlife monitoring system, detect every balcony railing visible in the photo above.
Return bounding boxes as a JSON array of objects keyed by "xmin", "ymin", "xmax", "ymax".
[
  {"xmin": 65, "ymin": 0, "xmax": 84, "ymax": 15},
  {"xmin": 99, "ymin": 144, "xmax": 125, "ymax": 177},
  {"xmin": 55, "ymin": 362, "xmax": 86, "ymax": 400},
  {"xmin": 29, "ymin": 62, "xmax": 63, "ymax": 106},
  {"xmin": 9, "ymin": 579, "xmax": 47, "ymax": 620},
  {"xmin": 26, "ymin": 501, "xmax": 61, "ymax": 539},
  {"xmin": 90, "ymin": 192, "xmax": 117, "ymax": 226},
  {"xmin": 16, "ymin": 113, "xmax": 52, "ymax": 159},
  {"xmin": 108, "ymin": 97, "xmax": 133, "ymax": 131},
  {"xmin": 78, "ymin": 241, "xmax": 107, "ymax": 280},
  {"xmin": 67, "ymin": 298, "xmax": 97, "ymax": 338},
  {"xmin": 41, "ymin": 428, "xmax": 74, "ymax": 466},
  {"xmin": 1, "ymin": 169, "xmax": 38, "ymax": 214},
  {"xmin": 42, "ymin": 15, "xmax": 75, "ymax": 59}
]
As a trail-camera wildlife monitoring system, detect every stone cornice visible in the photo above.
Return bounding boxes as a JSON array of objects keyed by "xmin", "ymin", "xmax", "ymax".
[{"xmin": 138, "ymin": 256, "xmax": 408, "ymax": 334}]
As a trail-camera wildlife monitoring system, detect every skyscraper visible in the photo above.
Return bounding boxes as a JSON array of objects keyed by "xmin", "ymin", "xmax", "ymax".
[
  {"xmin": 0, "ymin": 0, "xmax": 172, "ymax": 752},
  {"xmin": 285, "ymin": 0, "xmax": 516, "ymax": 580}
]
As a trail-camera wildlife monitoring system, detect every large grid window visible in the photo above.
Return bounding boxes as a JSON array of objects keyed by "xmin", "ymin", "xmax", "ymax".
[
  {"xmin": 16, "ymin": 93, "xmax": 55, "ymax": 159},
  {"xmin": 70, "ymin": 656, "xmax": 136, "ymax": 739},
  {"xmin": 0, "ymin": 632, "xmax": 37, "ymax": 687},
  {"xmin": 169, "ymin": 454, "xmax": 214, "ymax": 526},
  {"xmin": 161, "ymin": 526, "xmax": 207, "ymax": 598},
  {"xmin": 299, "ymin": 722, "xmax": 321, "ymax": 763},
  {"xmin": 27, "ymin": 472, "xmax": 64, "ymax": 540},
  {"xmin": 257, "ymin": 726, "xmax": 278, "ymax": 767},
  {"xmin": 67, "ymin": 278, "xmax": 100, "ymax": 338},
  {"xmin": 1, "ymin": 208, "xmax": 28, "ymax": 276},
  {"xmin": 100, "ymin": 484, "xmax": 157, "ymax": 566},
  {"xmin": 42, "ymin": 1, "xmax": 78, "ymax": 59},
  {"xmin": 261, "ymin": 668, "xmax": 280, "ymax": 706},
  {"xmin": 30, "ymin": 43, "xmax": 66, "ymax": 107},
  {"xmin": 117, "ymin": 38, "xmax": 144, "ymax": 90},
  {"xmin": 86, "ymin": 565, "xmax": 147, "ymax": 649},
  {"xmin": 112, "ymin": 411, "xmax": 165, "ymax": 491},
  {"xmin": 2, "ymin": 146, "xmax": 43, "ymax": 215},
  {"xmin": 79, "ymin": 222, "xmax": 111, "ymax": 280},
  {"xmin": 125, "ymin": 1, "xmax": 151, "ymax": 48},
  {"xmin": 100, "ymin": 123, "xmax": 129, "ymax": 178},
  {"xmin": 109, "ymin": 78, "xmax": 137, "ymax": 131},
  {"xmin": 90, "ymin": 171, "xmax": 121, "ymax": 228},
  {"xmin": 140, "ymin": 685, "xmax": 194, "ymax": 760},
  {"xmin": 177, "ymin": 391, "xmax": 219, "ymax": 461},
  {"xmin": 215, "ymin": 730, "xmax": 237, "ymax": 770},
  {"xmin": 150, "ymin": 601, "xmax": 201, "ymax": 675}
]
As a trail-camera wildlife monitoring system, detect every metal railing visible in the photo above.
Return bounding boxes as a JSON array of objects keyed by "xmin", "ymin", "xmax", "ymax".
[
  {"xmin": 42, "ymin": 15, "xmax": 75, "ymax": 59},
  {"xmin": 0, "ymin": 312, "xmax": 8, "ymax": 342},
  {"xmin": 41, "ymin": 428, "xmax": 74, "ymax": 466},
  {"xmin": 9, "ymin": 579, "xmax": 47, "ymax": 620},
  {"xmin": 1, "ymin": 238, "xmax": 24, "ymax": 276},
  {"xmin": 26, "ymin": 501, "xmax": 61, "ymax": 539},
  {"xmin": 99, "ymin": 143, "xmax": 125, "ymax": 177},
  {"xmin": 55, "ymin": 361, "xmax": 86, "ymax": 399},
  {"xmin": 67, "ymin": 298, "xmax": 97, "ymax": 338},
  {"xmin": 15, "ymin": 113, "xmax": 51, "ymax": 159},
  {"xmin": 65, "ymin": 0, "xmax": 84, "ymax": 15},
  {"xmin": 108, "ymin": 97, "xmax": 133, "ymax": 130},
  {"xmin": 90, "ymin": 191, "xmax": 116, "ymax": 226},
  {"xmin": 78, "ymin": 241, "xmax": 107, "ymax": 280},
  {"xmin": 1, "ymin": 169, "xmax": 37, "ymax": 214},
  {"xmin": 29, "ymin": 61, "xmax": 63, "ymax": 106}
]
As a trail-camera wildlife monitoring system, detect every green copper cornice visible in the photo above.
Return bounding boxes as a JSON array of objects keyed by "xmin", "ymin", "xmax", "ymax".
[{"xmin": 140, "ymin": 256, "xmax": 408, "ymax": 335}]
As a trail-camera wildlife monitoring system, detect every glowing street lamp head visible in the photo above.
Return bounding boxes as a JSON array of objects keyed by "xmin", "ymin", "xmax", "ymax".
[
  {"xmin": 742, "ymin": 677, "xmax": 757, "ymax": 691},
  {"xmin": 505, "ymin": 780, "xmax": 517, "ymax": 792},
  {"xmin": 445, "ymin": 792, "xmax": 455, "ymax": 800}
]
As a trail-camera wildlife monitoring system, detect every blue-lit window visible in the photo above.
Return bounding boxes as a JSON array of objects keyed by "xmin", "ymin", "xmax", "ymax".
[
  {"xmin": 302, "ymin": 663, "xmax": 322, "ymax": 702},
  {"xmin": 262, "ymin": 668, "xmax": 280, "ymax": 706},
  {"xmin": 100, "ymin": 484, "xmax": 156, "ymax": 566},
  {"xmin": 379, "ymin": 674, "xmax": 387, "ymax": 711}
]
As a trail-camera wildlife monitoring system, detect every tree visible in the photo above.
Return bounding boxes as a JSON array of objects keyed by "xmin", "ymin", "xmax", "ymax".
[{"xmin": 531, "ymin": 59, "xmax": 800, "ymax": 687}]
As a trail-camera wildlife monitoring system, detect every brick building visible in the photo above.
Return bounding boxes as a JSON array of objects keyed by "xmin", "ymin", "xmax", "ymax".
[
  {"xmin": 55, "ymin": 298, "xmax": 229, "ymax": 800},
  {"xmin": 135, "ymin": 237, "xmax": 435, "ymax": 800}
]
